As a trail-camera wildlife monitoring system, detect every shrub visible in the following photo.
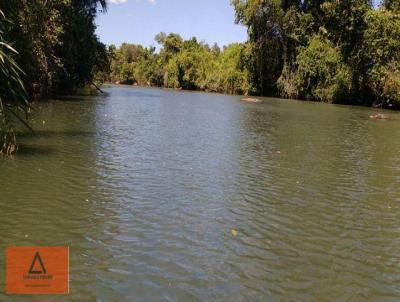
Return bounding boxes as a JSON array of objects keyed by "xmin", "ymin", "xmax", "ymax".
[
  {"xmin": 363, "ymin": 9, "xmax": 400, "ymax": 105},
  {"xmin": 290, "ymin": 34, "xmax": 352, "ymax": 103}
]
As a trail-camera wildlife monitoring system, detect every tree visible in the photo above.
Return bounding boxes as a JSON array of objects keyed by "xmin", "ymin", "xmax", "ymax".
[
  {"xmin": 0, "ymin": 10, "xmax": 29, "ymax": 155},
  {"xmin": 383, "ymin": 0, "xmax": 400, "ymax": 12},
  {"xmin": 232, "ymin": 0, "xmax": 286, "ymax": 95},
  {"xmin": 105, "ymin": 1, "xmax": 400, "ymax": 107},
  {"xmin": 362, "ymin": 8, "xmax": 400, "ymax": 105},
  {"xmin": 231, "ymin": 0, "xmax": 400, "ymax": 106},
  {"xmin": 107, "ymin": 35, "xmax": 250, "ymax": 95},
  {"xmin": 0, "ymin": 0, "xmax": 109, "ymax": 154},
  {"xmin": 289, "ymin": 34, "xmax": 352, "ymax": 102},
  {"xmin": 0, "ymin": 0, "xmax": 108, "ymax": 97}
]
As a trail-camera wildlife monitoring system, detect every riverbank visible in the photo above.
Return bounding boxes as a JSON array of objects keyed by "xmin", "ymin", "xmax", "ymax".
[{"xmin": 105, "ymin": 82, "xmax": 400, "ymax": 110}]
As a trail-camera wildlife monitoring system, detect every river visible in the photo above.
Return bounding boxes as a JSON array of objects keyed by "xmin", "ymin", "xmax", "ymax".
[{"xmin": 1, "ymin": 85, "xmax": 400, "ymax": 301}]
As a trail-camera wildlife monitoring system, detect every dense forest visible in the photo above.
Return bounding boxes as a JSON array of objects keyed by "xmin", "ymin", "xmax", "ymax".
[
  {"xmin": 107, "ymin": 0, "xmax": 400, "ymax": 108},
  {"xmin": 105, "ymin": 35, "xmax": 250, "ymax": 95},
  {"xmin": 232, "ymin": 0, "xmax": 400, "ymax": 107}
]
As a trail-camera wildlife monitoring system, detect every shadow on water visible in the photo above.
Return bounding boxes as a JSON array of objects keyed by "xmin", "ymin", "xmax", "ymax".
[
  {"xmin": 17, "ymin": 143, "xmax": 57, "ymax": 156},
  {"xmin": 58, "ymin": 94, "xmax": 108, "ymax": 102},
  {"xmin": 16, "ymin": 130, "xmax": 94, "ymax": 138},
  {"xmin": 14, "ymin": 130, "xmax": 94, "ymax": 155}
]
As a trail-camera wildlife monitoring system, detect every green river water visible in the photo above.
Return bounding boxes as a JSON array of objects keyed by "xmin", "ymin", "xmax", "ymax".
[{"xmin": 0, "ymin": 85, "xmax": 400, "ymax": 301}]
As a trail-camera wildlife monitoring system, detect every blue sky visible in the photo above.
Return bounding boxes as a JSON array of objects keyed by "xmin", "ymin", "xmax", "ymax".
[
  {"xmin": 96, "ymin": 0, "xmax": 382, "ymax": 47},
  {"xmin": 96, "ymin": 0, "xmax": 248, "ymax": 48}
]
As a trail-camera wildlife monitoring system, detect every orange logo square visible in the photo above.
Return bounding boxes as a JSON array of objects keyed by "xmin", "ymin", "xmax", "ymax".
[{"xmin": 6, "ymin": 247, "xmax": 69, "ymax": 295}]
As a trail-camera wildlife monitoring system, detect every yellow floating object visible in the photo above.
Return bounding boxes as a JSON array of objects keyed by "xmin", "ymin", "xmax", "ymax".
[{"xmin": 231, "ymin": 229, "xmax": 238, "ymax": 237}]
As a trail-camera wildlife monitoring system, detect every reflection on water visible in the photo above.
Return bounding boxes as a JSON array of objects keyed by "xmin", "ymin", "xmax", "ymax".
[{"xmin": 1, "ymin": 85, "xmax": 400, "ymax": 301}]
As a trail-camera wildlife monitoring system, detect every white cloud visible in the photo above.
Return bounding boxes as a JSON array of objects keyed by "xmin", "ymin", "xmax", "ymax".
[{"xmin": 109, "ymin": 0, "xmax": 128, "ymax": 3}]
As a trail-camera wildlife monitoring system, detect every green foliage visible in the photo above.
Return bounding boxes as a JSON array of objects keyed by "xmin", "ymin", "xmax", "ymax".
[
  {"xmin": 0, "ymin": 0, "xmax": 108, "ymax": 97},
  {"xmin": 0, "ymin": 10, "xmax": 28, "ymax": 155},
  {"xmin": 0, "ymin": 1, "xmax": 108, "ymax": 154},
  {"xmin": 283, "ymin": 35, "xmax": 352, "ymax": 102},
  {"xmin": 362, "ymin": 9, "xmax": 400, "ymax": 104},
  {"xmin": 214, "ymin": 44, "xmax": 250, "ymax": 94},
  {"xmin": 231, "ymin": 0, "xmax": 285, "ymax": 95},
  {"xmin": 109, "ymin": 43, "xmax": 162, "ymax": 86},
  {"xmin": 232, "ymin": 0, "xmax": 400, "ymax": 107},
  {"xmin": 108, "ymin": 34, "xmax": 250, "ymax": 95},
  {"xmin": 103, "ymin": 1, "xmax": 400, "ymax": 107},
  {"xmin": 164, "ymin": 58, "xmax": 181, "ymax": 88},
  {"xmin": 383, "ymin": 0, "xmax": 400, "ymax": 12}
]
